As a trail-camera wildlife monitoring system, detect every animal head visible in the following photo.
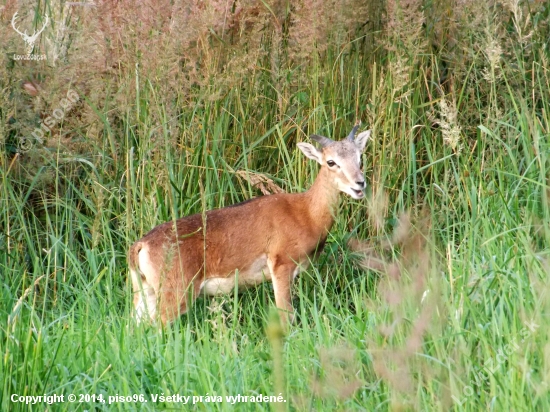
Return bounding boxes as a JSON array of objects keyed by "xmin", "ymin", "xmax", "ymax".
[{"xmin": 297, "ymin": 125, "xmax": 371, "ymax": 199}]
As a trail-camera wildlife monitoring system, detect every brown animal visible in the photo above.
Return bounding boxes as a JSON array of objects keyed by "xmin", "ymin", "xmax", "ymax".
[{"xmin": 128, "ymin": 125, "xmax": 371, "ymax": 324}]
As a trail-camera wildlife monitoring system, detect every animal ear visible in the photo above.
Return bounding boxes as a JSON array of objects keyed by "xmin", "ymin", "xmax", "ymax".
[
  {"xmin": 354, "ymin": 130, "xmax": 371, "ymax": 152},
  {"xmin": 297, "ymin": 142, "xmax": 323, "ymax": 165}
]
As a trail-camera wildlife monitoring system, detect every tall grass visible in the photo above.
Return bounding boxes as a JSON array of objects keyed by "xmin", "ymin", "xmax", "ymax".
[{"xmin": 1, "ymin": 0, "xmax": 550, "ymax": 410}]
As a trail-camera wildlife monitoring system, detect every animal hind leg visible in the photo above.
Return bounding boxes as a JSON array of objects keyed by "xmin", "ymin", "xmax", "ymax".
[
  {"xmin": 130, "ymin": 268, "xmax": 158, "ymax": 323},
  {"xmin": 157, "ymin": 276, "xmax": 202, "ymax": 324}
]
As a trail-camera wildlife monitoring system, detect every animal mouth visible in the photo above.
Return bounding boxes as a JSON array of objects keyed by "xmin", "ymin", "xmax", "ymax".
[{"xmin": 352, "ymin": 188, "xmax": 364, "ymax": 197}]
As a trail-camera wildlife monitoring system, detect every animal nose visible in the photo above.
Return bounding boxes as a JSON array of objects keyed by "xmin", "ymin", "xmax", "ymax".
[{"xmin": 356, "ymin": 180, "xmax": 365, "ymax": 188}]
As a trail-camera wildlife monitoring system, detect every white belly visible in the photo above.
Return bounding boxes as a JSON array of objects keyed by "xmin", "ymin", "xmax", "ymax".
[{"xmin": 199, "ymin": 255, "xmax": 271, "ymax": 296}]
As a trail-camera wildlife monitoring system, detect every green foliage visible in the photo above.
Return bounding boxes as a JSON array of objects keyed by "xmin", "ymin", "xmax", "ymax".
[{"xmin": 1, "ymin": 0, "xmax": 550, "ymax": 410}]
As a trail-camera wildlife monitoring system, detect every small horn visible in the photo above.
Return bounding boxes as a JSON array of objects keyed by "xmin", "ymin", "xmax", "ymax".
[
  {"xmin": 310, "ymin": 134, "xmax": 334, "ymax": 147},
  {"xmin": 347, "ymin": 125, "xmax": 359, "ymax": 141}
]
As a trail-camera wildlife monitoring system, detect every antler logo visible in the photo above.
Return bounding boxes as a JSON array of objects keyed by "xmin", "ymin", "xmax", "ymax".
[{"xmin": 11, "ymin": 12, "xmax": 49, "ymax": 55}]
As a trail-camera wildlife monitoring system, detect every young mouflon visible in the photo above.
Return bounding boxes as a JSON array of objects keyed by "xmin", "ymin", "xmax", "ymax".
[{"xmin": 128, "ymin": 125, "xmax": 371, "ymax": 324}]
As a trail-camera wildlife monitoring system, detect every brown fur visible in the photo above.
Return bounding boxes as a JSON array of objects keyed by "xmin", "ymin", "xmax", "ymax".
[{"xmin": 128, "ymin": 129, "xmax": 370, "ymax": 324}]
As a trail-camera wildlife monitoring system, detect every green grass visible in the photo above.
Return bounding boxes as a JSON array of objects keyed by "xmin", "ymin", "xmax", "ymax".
[{"xmin": 2, "ymin": 1, "xmax": 550, "ymax": 411}]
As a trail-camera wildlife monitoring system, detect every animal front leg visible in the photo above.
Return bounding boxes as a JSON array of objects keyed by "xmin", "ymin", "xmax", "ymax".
[{"xmin": 268, "ymin": 258, "xmax": 297, "ymax": 325}]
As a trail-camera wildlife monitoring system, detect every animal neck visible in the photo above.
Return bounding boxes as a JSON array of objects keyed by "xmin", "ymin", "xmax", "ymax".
[{"xmin": 304, "ymin": 166, "xmax": 341, "ymax": 233}]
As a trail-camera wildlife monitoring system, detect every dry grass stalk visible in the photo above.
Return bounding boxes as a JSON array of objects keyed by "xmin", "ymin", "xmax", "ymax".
[
  {"xmin": 427, "ymin": 93, "xmax": 463, "ymax": 153},
  {"xmin": 310, "ymin": 345, "xmax": 363, "ymax": 400},
  {"xmin": 235, "ymin": 170, "xmax": 284, "ymax": 195},
  {"xmin": 349, "ymin": 211, "xmax": 448, "ymax": 408},
  {"xmin": 1, "ymin": 0, "xmax": 370, "ymax": 186},
  {"xmin": 384, "ymin": 0, "xmax": 426, "ymax": 102}
]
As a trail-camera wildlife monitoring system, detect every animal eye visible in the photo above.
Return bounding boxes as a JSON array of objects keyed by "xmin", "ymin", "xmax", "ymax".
[{"xmin": 327, "ymin": 160, "xmax": 336, "ymax": 167}]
